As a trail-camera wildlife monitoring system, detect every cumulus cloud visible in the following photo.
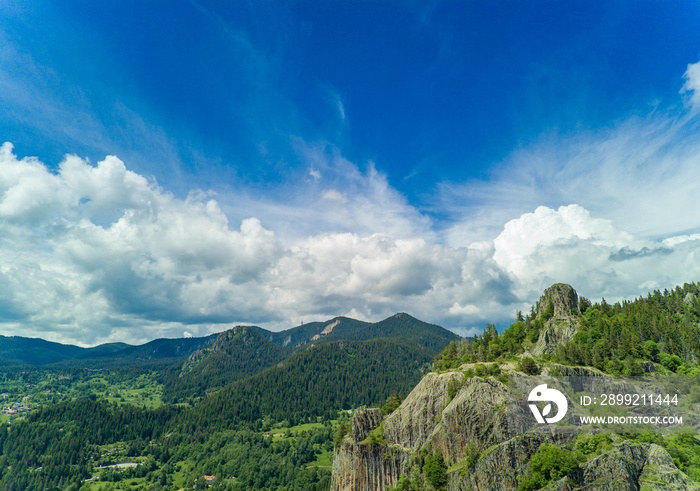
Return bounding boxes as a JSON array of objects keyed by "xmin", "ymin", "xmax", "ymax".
[
  {"xmin": 0, "ymin": 141, "xmax": 518, "ymax": 342},
  {"xmin": 0, "ymin": 143, "xmax": 283, "ymax": 344},
  {"xmin": 2, "ymin": 136, "xmax": 700, "ymax": 345},
  {"xmin": 492, "ymin": 204, "xmax": 700, "ymax": 305},
  {"xmin": 267, "ymin": 231, "xmax": 515, "ymax": 331}
]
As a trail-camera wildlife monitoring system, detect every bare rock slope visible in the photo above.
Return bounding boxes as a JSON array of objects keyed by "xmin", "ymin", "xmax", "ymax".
[
  {"xmin": 332, "ymin": 369, "xmax": 698, "ymax": 490},
  {"xmin": 331, "ymin": 284, "xmax": 698, "ymax": 490},
  {"xmin": 531, "ymin": 283, "xmax": 582, "ymax": 356}
]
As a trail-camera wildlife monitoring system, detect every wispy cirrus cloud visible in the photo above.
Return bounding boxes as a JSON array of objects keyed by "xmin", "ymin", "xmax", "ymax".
[
  {"xmin": 681, "ymin": 60, "xmax": 700, "ymax": 112},
  {"xmin": 3, "ymin": 3, "xmax": 700, "ymax": 346},
  {"xmin": 441, "ymin": 104, "xmax": 700, "ymax": 246},
  {"xmin": 2, "ymin": 125, "xmax": 700, "ymax": 345},
  {"xmin": 220, "ymin": 140, "xmax": 436, "ymax": 244}
]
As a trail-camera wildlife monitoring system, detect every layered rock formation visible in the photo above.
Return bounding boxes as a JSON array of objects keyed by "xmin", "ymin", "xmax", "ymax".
[
  {"xmin": 531, "ymin": 283, "xmax": 582, "ymax": 356},
  {"xmin": 537, "ymin": 283, "xmax": 579, "ymax": 319},
  {"xmin": 548, "ymin": 441, "xmax": 699, "ymax": 490},
  {"xmin": 331, "ymin": 284, "xmax": 698, "ymax": 490},
  {"xmin": 331, "ymin": 372, "xmax": 464, "ymax": 491},
  {"xmin": 331, "ymin": 370, "xmax": 697, "ymax": 490}
]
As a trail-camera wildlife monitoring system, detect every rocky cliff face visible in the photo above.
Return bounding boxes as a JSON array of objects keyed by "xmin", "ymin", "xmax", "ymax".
[
  {"xmin": 537, "ymin": 283, "xmax": 579, "ymax": 319},
  {"xmin": 382, "ymin": 371, "xmax": 463, "ymax": 452},
  {"xmin": 331, "ymin": 283, "xmax": 698, "ymax": 490},
  {"xmin": 331, "ymin": 373, "xmax": 460, "ymax": 491},
  {"xmin": 331, "ymin": 407, "xmax": 411, "ymax": 491},
  {"xmin": 331, "ymin": 371, "xmax": 567, "ymax": 491},
  {"xmin": 184, "ymin": 325, "xmax": 249, "ymax": 366},
  {"xmin": 449, "ymin": 433, "xmax": 569, "ymax": 491},
  {"xmin": 332, "ymin": 353, "xmax": 697, "ymax": 490},
  {"xmin": 548, "ymin": 441, "xmax": 699, "ymax": 490},
  {"xmin": 532, "ymin": 284, "xmax": 582, "ymax": 356},
  {"xmin": 427, "ymin": 377, "xmax": 510, "ymax": 464}
]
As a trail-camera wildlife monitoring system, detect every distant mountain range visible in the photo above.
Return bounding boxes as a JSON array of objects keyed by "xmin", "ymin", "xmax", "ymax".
[
  {"xmin": 162, "ymin": 313, "xmax": 459, "ymax": 403},
  {"xmin": 0, "ymin": 336, "xmax": 132, "ymax": 366},
  {"xmin": 0, "ymin": 313, "xmax": 459, "ymax": 368},
  {"xmin": 254, "ymin": 313, "xmax": 457, "ymax": 353}
]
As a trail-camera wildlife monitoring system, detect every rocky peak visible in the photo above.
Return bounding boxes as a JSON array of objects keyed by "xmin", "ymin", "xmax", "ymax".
[
  {"xmin": 351, "ymin": 407, "xmax": 382, "ymax": 442},
  {"xmin": 531, "ymin": 284, "xmax": 581, "ymax": 357},
  {"xmin": 331, "ymin": 367, "xmax": 698, "ymax": 490},
  {"xmin": 185, "ymin": 326, "xmax": 252, "ymax": 365},
  {"xmin": 536, "ymin": 283, "xmax": 579, "ymax": 319}
]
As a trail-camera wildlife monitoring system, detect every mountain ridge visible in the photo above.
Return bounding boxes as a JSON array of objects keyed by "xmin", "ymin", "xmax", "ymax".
[
  {"xmin": 0, "ymin": 335, "xmax": 132, "ymax": 366},
  {"xmin": 0, "ymin": 312, "xmax": 459, "ymax": 368},
  {"xmin": 163, "ymin": 313, "xmax": 460, "ymax": 403}
]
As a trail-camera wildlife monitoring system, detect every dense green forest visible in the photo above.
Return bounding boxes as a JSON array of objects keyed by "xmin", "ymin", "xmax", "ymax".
[
  {"xmin": 435, "ymin": 282, "xmax": 700, "ymax": 375},
  {"xmin": 0, "ymin": 334, "xmax": 436, "ymax": 490},
  {"xmin": 190, "ymin": 338, "xmax": 434, "ymax": 428},
  {"xmin": 160, "ymin": 327, "xmax": 293, "ymax": 404},
  {"xmin": 0, "ymin": 397, "xmax": 335, "ymax": 490},
  {"xmin": 3, "ymin": 284, "xmax": 700, "ymax": 489}
]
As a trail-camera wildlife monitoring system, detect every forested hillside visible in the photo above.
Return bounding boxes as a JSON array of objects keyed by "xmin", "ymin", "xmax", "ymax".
[
  {"xmin": 162, "ymin": 314, "xmax": 457, "ymax": 405},
  {"xmin": 435, "ymin": 282, "xmax": 700, "ymax": 375},
  {"xmin": 0, "ymin": 313, "xmax": 453, "ymax": 490},
  {"xmin": 189, "ymin": 338, "xmax": 434, "ymax": 428},
  {"xmin": 161, "ymin": 326, "xmax": 292, "ymax": 403}
]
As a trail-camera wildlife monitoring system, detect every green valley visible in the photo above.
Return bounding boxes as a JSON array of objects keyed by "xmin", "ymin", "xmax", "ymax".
[{"xmin": 3, "ymin": 283, "xmax": 700, "ymax": 490}]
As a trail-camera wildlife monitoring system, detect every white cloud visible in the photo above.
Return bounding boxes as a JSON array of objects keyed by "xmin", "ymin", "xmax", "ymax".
[
  {"xmin": 266, "ymin": 231, "xmax": 516, "ymax": 333},
  {"xmin": 442, "ymin": 111, "xmax": 700, "ymax": 247},
  {"xmin": 493, "ymin": 204, "xmax": 637, "ymax": 283},
  {"xmin": 337, "ymin": 99, "xmax": 346, "ymax": 121},
  {"xmin": 492, "ymin": 204, "xmax": 700, "ymax": 305},
  {"xmin": 0, "ymin": 143, "xmax": 517, "ymax": 342},
  {"xmin": 681, "ymin": 60, "xmax": 700, "ymax": 112},
  {"xmin": 0, "ymin": 143, "xmax": 284, "ymax": 344},
  {"xmin": 321, "ymin": 189, "xmax": 347, "ymax": 203},
  {"xmin": 3, "ymin": 100, "xmax": 700, "ymax": 345}
]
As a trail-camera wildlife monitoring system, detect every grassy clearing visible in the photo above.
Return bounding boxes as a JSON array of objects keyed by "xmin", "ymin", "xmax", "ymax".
[
  {"xmin": 101, "ymin": 373, "xmax": 163, "ymax": 408},
  {"xmin": 309, "ymin": 447, "xmax": 333, "ymax": 468},
  {"xmin": 269, "ymin": 420, "xmax": 331, "ymax": 439},
  {"xmin": 80, "ymin": 476, "xmax": 149, "ymax": 490},
  {"xmin": 0, "ymin": 369, "xmax": 164, "ymax": 416}
]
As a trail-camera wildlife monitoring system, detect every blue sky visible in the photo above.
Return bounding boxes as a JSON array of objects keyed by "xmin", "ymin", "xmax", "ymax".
[{"xmin": 2, "ymin": 1, "xmax": 700, "ymax": 345}]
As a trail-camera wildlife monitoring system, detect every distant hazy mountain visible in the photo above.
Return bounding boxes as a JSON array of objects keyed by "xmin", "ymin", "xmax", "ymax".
[
  {"xmin": 253, "ymin": 312, "xmax": 458, "ymax": 351},
  {"xmin": 0, "ymin": 313, "xmax": 458, "ymax": 372},
  {"xmin": 112, "ymin": 334, "xmax": 218, "ymax": 361},
  {"xmin": 0, "ymin": 335, "xmax": 131, "ymax": 366},
  {"xmin": 0, "ymin": 333, "xmax": 215, "ymax": 367}
]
